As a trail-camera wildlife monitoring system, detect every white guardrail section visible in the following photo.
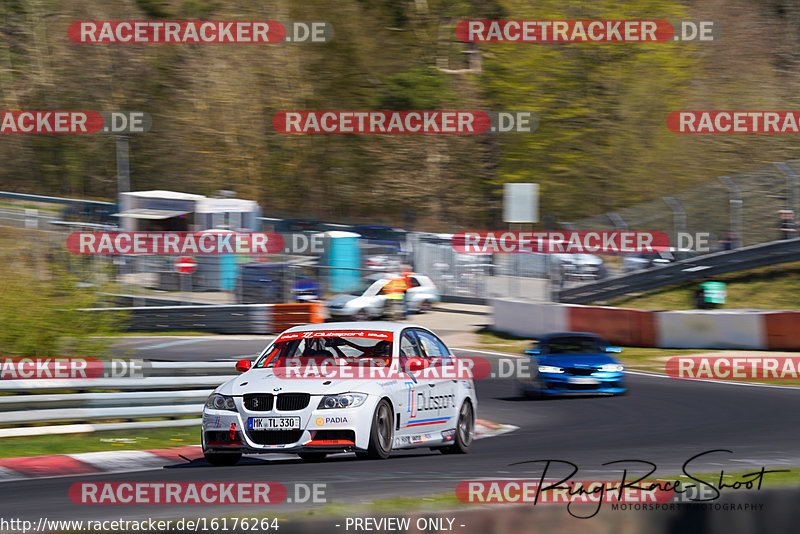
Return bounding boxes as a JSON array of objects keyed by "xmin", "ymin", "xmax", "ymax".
[{"xmin": 0, "ymin": 362, "xmax": 236, "ymax": 438}]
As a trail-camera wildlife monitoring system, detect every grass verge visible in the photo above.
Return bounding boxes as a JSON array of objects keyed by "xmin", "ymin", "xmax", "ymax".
[
  {"xmin": 611, "ymin": 261, "xmax": 800, "ymax": 310},
  {"xmin": 0, "ymin": 426, "xmax": 200, "ymax": 458},
  {"xmin": 473, "ymin": 327, "xmax": 532, "ymax": 354}
]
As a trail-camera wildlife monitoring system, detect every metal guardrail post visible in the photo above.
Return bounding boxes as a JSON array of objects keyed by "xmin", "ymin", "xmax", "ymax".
[
  {"xmin": 114, "ymin": 136, "xmax": 131, "ymax": 194},
  {"xmin": 663, "ymin": 196, "xmax": 687, "ymax": 245},
  {"xmin": 775, "ymin": 162, "xmax": 799, "ymax": 220},
  {"xmin": 608, "ymin": 212, "xmax": 628, "ymax": 231},
  {"xmin": 719, "ymin": 176, "xmax": 743, "ymax": 249}
]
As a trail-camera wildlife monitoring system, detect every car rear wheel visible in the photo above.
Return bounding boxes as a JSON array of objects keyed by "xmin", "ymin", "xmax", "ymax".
[
  {"xmin": 419, "ymin": 300, "xmax": 432, "ymax": 313},
  {"xmin": 441, "ymin": 401, "xmax": 474, "ymax": 454},
  {"xmin": 363, "ymin": 399, "xmax": 393, "ymax": 459},
  {"xmin": 298, "ymin": 452, "xmax": 327, "ymax": 462},
  {"xmin": 354, "ymin": 309, "xmax": 369, "ymax": 322}
]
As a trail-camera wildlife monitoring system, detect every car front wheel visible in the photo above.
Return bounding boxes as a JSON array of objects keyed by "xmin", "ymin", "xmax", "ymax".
[{"xmin": 362, "ymin": 399, "xmax": 393, "ymax": 459}]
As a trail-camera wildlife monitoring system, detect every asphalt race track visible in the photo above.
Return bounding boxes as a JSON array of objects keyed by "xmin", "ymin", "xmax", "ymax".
[{"xmin": 2, "ymin": 341, "xmax": 800, "ymax": 522}]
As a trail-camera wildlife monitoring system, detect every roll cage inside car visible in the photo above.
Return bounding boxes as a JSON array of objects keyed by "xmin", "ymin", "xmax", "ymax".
[{"xmin": 253, "ymin": 327, "xmax": 454, "ymax": 370}]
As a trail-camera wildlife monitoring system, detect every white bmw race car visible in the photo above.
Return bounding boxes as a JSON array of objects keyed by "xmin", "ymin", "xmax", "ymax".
[{"xmin": 201, "ymin": 322, "xmax": 477, "ymax": 465}]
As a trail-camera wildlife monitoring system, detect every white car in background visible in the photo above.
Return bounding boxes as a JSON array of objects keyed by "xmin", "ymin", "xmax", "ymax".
[
  {"xmin": 551, "ymin": 253, "xmax": 607, "ymax": 281},
  {"xmin": 326, "ymin": 273, "xmax": 440, "ymax": 321},
  {"xmin": 201, "ymin": 322, "xmax": 476, "ymax": 465}
]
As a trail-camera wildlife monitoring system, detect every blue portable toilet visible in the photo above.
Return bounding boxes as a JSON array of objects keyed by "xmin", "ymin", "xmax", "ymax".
[{"xmin": 321, "ymin": 231, "xmax": 361, "ymax": 293}]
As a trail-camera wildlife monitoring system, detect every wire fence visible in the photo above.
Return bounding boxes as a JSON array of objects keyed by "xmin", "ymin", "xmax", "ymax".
[
  {"xmin": 0, "ymin": 206, "xmax": 594, "ymax": 307},
  {"xmin": 567, "ymin": 160, "xmax": 800, "ymax": 249},
  {"xmin": 409, "ymin": 235, "xmax": 552, "ymax": 301},
  {"xmin": 7, "ymin": 158, "xmax": 797, "ymax": 310}
]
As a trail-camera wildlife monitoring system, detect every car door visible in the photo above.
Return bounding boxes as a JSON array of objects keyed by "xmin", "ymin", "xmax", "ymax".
[
  {"xmin": 393, "ymin": 329, "xmax": 436, "ymax": 446},
  {"xmin": 413, "ymin": 328, "xmax": 458, "ymax": 433},
  {"xmin": 362, "ymin": 278, "xmax": 388, "ymax": 317},
  {"xmin": 404, "ymin": 275, "xmax": 423, "ymax": 309}
]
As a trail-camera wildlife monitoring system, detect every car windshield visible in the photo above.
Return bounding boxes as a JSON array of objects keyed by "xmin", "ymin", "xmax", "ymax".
[
  {"xmin": 346, "ymin": 278, "xmax": 380, "ymax": 296},
  {"xmin": 545, "ymin": 336, "xmax": 603, "ymax": 355},
  {"xmin": 254, "ymin": 332, "xmax": 394, "ymax": 368}
]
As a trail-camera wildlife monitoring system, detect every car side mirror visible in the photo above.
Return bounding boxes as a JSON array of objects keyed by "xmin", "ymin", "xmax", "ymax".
[
  {"xmin": 524, "ymin": 349, "xmax": 541, "ymax": 356},
  {"xmin": 406, "ymin": 357, "xmax": 430, "ymax": 372},
  {"xmin": 235, "ymin": 359, "xmax": 252, "ymax": 372},
  {"xmin": 605, "ymin": 346, "xmax": 623, "ymax": 353}
]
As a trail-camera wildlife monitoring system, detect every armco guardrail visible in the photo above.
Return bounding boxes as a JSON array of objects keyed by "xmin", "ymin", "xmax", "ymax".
[
  {"xmin": 558, "ymin": 238, "xmax": 800, "ymax": 304},
  {"xmin": 494, "ymin": 299, "xmax": 800, "ymax": 350},
  {"xmin": 0, "ymin": 362, "xmax": 237, "ymax": 438},
  {"xmin": 83, "ymin": 302, "xmax": 323, "ymax": 334}
]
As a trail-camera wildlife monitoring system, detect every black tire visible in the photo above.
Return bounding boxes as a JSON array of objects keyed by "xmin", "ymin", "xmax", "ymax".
[
  {"xmin": 517, "ymin": 377, "xmax": 543, "ymax": 399},
  {"xmin": 204, "ymin": 450, "xmax": 242, "ymax": 466},
  {"xmin": 354, "ymin": 309, "xmax": 369, "ymax": 322},
  {"xmin": 418, "ymin": 300, "xmax": 432, "ymax": 313},
  {"xmin": 298, "ymin": 452, "xmax": 327, "ymax": 462},
  {"xmin": 363, "ymin": 399, "xmax": 393, "ymax": 459},
  {"xmin": 441, "ymin": 401, "xmax": 474, "ymax": 454},
  {"xmin": 514, "ymin": 381, "xmax": 532, "ymax": 399}
]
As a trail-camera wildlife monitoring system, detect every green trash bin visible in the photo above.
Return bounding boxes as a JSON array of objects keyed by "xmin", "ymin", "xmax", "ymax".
[{"xmin": 700, "ymin": 280, "xmax": 726, "ymax": 308}]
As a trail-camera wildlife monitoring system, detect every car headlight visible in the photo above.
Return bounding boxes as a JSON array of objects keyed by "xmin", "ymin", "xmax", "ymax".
[
  {"xmin": 538, "ymin": 365, "xmax": 564, "ymax": 374},
  {"xmin": 318, "ymin": 393, "xmax": 367, "ymax": 409},
  {"xmin": 598, "ymin": 364, "xmax": 624, "ymax": 372},
  {"xmin": 206, "ymin": 393, "xmax": 237, "ymax": 411}
]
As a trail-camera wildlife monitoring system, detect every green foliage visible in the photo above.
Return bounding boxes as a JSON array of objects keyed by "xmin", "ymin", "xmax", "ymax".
[
  {"xmin": 135, "ymin": 0, "xmax": 173, "ymax": 19},
  {"xmin": 1, "ymin": 0, "xmax": 799, "ymax": 231},
  {"xmin": 179, "ymin": 0, "xmax": 220, "ymax": 19},
  {"xmin": 0, "ymin": 234, "xmax": 125, "ymax": 358},
  {"xmin": 482, "ymin": 0, "xmax": 697, "ymax": 217},
  {"xmin": 382, "ymin": 0, "xmax": 411, "ymax": 28},
  {"xmin": 376, "ymin": 66, "xmax": 450, "ymax": 110}
]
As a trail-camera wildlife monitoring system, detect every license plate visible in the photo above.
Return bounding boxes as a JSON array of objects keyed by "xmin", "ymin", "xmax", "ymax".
[
  {"xmin": 248, "ymin": 417, "xmax": 301, "ymax": 430},
  {"xmin": 568, "ymin": 377, "xmax": 599, "ymax": 385}
]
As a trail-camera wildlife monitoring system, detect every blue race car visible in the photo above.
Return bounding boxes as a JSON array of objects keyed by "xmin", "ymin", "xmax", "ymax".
[{"xmin": 517, "ymin": 332, "xmax": 626, "ymax": 397}]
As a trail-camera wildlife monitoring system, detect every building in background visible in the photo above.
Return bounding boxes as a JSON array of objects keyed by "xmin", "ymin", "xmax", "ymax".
[
  {"xmin": 116, "ymin": 190, "xmax": 260, "ymax": 232},
  {"xmin": 115, "ymin": 190, "xmax": 261, "ymax": 292}
]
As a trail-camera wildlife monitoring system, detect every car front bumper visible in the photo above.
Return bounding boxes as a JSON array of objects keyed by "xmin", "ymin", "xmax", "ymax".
[
  {"xmin": 202, "ymin": 403, "xmax": 372, "ymax": 454},
  {"xmin": 522, "ymin": 372, "xmax": 626, "ymax": 395}
]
